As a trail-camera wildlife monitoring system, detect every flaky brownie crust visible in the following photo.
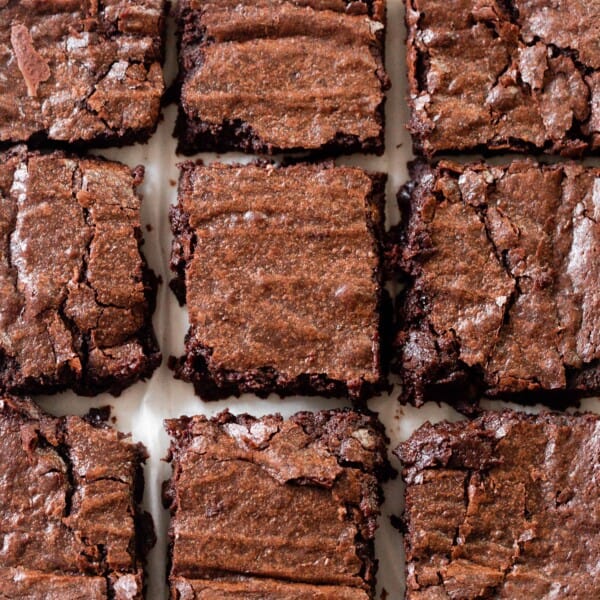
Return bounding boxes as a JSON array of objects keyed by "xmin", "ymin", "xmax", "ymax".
[
  {"xmin": 0, "ymin": 396, "xmax": 155, "ymax": 599},
  {"xmin": 1, "ymin": 0, "xmax": 167, "ymax": 148},
  {"xmin": 169, "ymin": 161, "xmax": 388, "ymax": 402},
  {"xmin": 406, "ymin": 0, "xmax": 600, "ymax": 157},
  {"xmin": 174, "ymin": 0, "xmax": 389, "ymax": 155},
  {"xmin": 164, "ymin": 409, "xmax": 392, "ymax": 599},
  {"xmin": 391, "ymin": 160, "xmax": 600, "ymax": 411},
  {"xmin": 396, "ymin": 411, "xmax": 600, "ymax": 599},
  {"xmin": 0, "ymin": 146, "xmax": 161, "ymax": 397}
]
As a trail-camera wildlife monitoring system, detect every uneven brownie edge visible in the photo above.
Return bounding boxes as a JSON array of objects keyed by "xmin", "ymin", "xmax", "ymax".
[
  {"xmin": 0, "ymin": 146, "xmax": 161, "ymax": 398},
  {"xmin": 163, "ymin": 409, "xmax": 393, "ymax": 599},
  {"xmin": 395, "ymin": 411, "xmax": 600, "ymax": 599},
  {"xmin": 1, "ymin": 1, "xmax": 168, "ymax": 148},
  {"xmin": 390, "ymin": 159, "xmax": 600, "ymax": 412},
  {"xmin": 405, "ymin": 0, "xmax": 600, "ymax": 158},
  {"xmin": 0, "ymin": 396, "xmax": 155, "ymax": 599},
  {"xmin": 173, "ymin": 0, "xmax": 389, "ymax": 156},
  {"xmin": 168, "ymin": 161, "xmax": 389, "ymax": 402}
]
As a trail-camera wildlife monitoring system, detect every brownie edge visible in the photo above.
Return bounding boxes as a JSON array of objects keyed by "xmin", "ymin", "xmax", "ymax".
[
  {"xmin": 164, "ymin": 409, "xmax": 393, "ymax": 599},
  {"xmin": 395, "ymin": 411, "xmax": 600, "ymax": 599}
]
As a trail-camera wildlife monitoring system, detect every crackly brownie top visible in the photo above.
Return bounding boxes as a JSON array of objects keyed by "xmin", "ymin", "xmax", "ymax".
[
  {"xmin": 399, "ymin": 160, "xmax": 600, "ymax": 397},
  {"xmin": 396, "ymin": 411, "xmax": 600, "ymax": 599},
  {"xmin": 1, "ymin": 0, "xmax": 165, "ymax": 144},
  {"xmin": 178, "ymin": 0, "xmax": 386, "ymax": 151},
  {"xmin": 165, "ymin": 409, "xmax": 389, "ymax": 596},
  {"xmin": 0, "ymin": 146, "xmax": 157, "ymax": 394},
  {"xmin": 174, "ymin": 162, "xmax": 382, "ymax": 385},
  {"xmin": 0, "ymin": 396, "xmax": 149, "ymax": 599},
  {"xmin": 407, "ymin": 0, "xmax": 600, "ymax": 156}
]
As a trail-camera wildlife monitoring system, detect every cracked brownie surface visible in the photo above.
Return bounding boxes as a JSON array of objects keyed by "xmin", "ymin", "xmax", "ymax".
[
  {"xmin": 1, "ymin": 0, "xmax": 166, "ymax": 147},
  {"xmin": 163, "ymin": 409, "xmax": 392, "ymax": 599},
  {"xmin": 174, "ymin": 0, "xmax": 389, "ymax": 155},
  {"xmin": 396, "ymin": 411, "xmax": 600, "ymax": 599},
  {"xmin": 406, "ymin": 0, "xmax": 600, "ymax": 157},
  {"xmin": 0, "ymin": 146, "xmax": 161, "ymax": 397},
  {"xmin": 0, "ymin": 396, "xmax": 154, "ymax": 599},
  {"xmin": 169, "ymin": 161, "xmax": 387, "ymax": 401},
  {"xmin": 392, "ymin": 160, "xmax": 600, "ymax": 408}
]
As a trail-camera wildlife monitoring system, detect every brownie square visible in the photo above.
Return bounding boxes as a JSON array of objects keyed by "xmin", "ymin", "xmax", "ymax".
[
  {"xmin": 169, "ymin": 161, "xmax": 387, "ymax": 401},
  {"xmin": 164, "ymin": 409, "xmax": 391, "ymax": 599},
  {"xmin": 406, "ymin": 0, "xmax": 600, "ymax": 157},
  {"xmin": 396, "ymin": 411, "xmax": 600, "ymax": 599},
  {"xmin": 392, "ymin": 160, "xmax": 600, "ymax": 409},
  {"xmin": 0, "ymin": 146, "xmax": 161, "ymax": 396},
  {"xmin": 0, "ymin": 396, "xmax": 154, "ymax": 599},
  {"xmin": 1, "ymin": 1, "xmax": 166, "ymax": 147},
  {"xmin": 174, "ymin": 0, "xmax": 388, "ymax": 155}
]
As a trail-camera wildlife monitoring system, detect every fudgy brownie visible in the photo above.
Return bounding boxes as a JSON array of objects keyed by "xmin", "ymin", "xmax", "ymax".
[
  {"xmin": 1, "ymin": 0, "xmax": 166, "ymax": 147},
  {"xmin": 0, "ymin": 146, "xmax": 161, "ymax": 396},
  {"xmin": 396, "ymin": 411, "xmax": 600, "ymax": 599},
  {"xmin": 392, "ymin": 160, "xmax": 600, "ymax": 409},
  {"xmin": 164, "ymin": 409, "xmax": 391, "ymax": 599},
  {"xmin": 174, "ymin": 0, "xmax": 389, "ymax": 155},
  {"xmin": 170, "ymin": 161, "xmax": 387, "ymax": 401},
  {"xmin": 406, "ymin": 0, "xmax": 600, "ymax": 157},
  {"xmin": 0, "ymin": 396, "xmax": 154, "ymax": 599}
]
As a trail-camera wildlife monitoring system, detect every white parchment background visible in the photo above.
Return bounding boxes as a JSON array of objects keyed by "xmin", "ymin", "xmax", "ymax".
[{"xmin": 35, "ymin": 1, "xmax": 600, "ymax": 598}]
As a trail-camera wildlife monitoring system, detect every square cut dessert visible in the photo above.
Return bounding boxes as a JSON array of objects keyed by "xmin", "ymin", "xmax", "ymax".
[
  {"xmin": 174, "ymin": 0, "xmax": 388, "ymax": 155},
  {"xmin": 0, "ymin": 396, "xmax": 154, "ymax": 599},
  {"xmin": 0, "ymin": 146, "xmax": 160, "ymax": 396},
  {"xmin": 1, "ymin": 0, "xmax": 166, "ymax": 146},
  {"xmin": 406, "ymin": 0, "xmax": 600, "ymax": 157},
  {"xmin": 169, "ymin": 161, "xmax": 386, "ymax": 401},
  {"xmin": 164, "ymin": 409, "xmax": 391, "ymax": 599},
  {"xmin": 396, "ymin": 411, "xmax": 600, "ymax": 599},
  {"xmin": 392, "ymin": 160, "xmax": 600, "ymax": 409}
]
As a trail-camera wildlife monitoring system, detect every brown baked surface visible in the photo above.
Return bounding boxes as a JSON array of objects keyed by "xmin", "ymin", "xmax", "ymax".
[
  {"xmin": 1, "ymin": 0, "xmax": 166, "ymax": 147},
  {"xmin": 174, "ymin": 0, "xmax": 388, "ymax": 155},
  {"xmin": 392, "ymin": 159, "xmax": 600, "ymax": 410},
  {"xmin": 0, "ymin": 396, "xmax": 154, "ymax": 599},
  {"xmin": 0, "ymin": 146, "xmax": 161, "ymax": 397},
  {"xmin": 170, "ymin": 161, "xmax": 387, "ymax": 401},
  {"xmin": 406, "ymin": 0, "xmax": 600, "ymax": 157},
  {"xmin": 164, "ymin": 409, "xmax": 391, "ymax": 599},
  {"xmin": 396, "ymin": 411, "xmax": 600, "ymax": 599}
]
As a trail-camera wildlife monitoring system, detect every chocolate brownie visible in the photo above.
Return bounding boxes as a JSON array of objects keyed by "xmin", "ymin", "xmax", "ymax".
[
  {"xmin": 164, "ymin": 409, "xmax": 391, "ymax": 599},
  {"xmin": 392, "ymin": 160, "xmax": 600, "ymax": 409},
  {"xmin": 169, "ymin": 161, "xmax": 387, "ymax": 401},
  {"xmin": 174, "ymin": 0, "xmax": 389, "ymax": 155},
  {"xmin": 406, "ymin": 0, "xmax": 600, "ymax": 157},
  {"xmin": 396, "ymin": 411, "xmax": 600, "ymax": 599},
  {"xmin": 1, "ymin": 0, "xmax": 166, "ymax": 147},
  {"xmin": 0, "ymin": 146, "xmax": 161, "ymax": 397},
  {"xmin": 0, "ymin": 396, "xmax": 154, "ymax": 599}
]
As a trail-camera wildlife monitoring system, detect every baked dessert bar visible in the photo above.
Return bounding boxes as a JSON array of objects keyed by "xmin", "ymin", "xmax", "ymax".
[
  {"xmin": 406, "ymin": 0, "xmax": 600, "ymax": 157},
  {"xmin": 174, "ymin": 0, "xmax": 388, "ymax": 155},
  {"xmin": 170, "ymin": 161, "xmax": 387, "ymax": 401},
  {"xmin": 1, "ymin": 0, "xmax": 166, "ymax": 147},
  {"xmin": 164, "ymin": 409, "xmax": 391, "ymax": 599},
  {"xmin": 0, "ymin": 146, "xmax": 161, "ymax": 396},
  {"xmin": 0, "ymin": 396, "xmax": 154, "ymax": 599},
  {"xmin": 396, "ymin": 411, "xmax": 600, "ymax": 599},
  {"xmin": 392, "ymin": 160, "xmax": 600, "ymax": 409}
]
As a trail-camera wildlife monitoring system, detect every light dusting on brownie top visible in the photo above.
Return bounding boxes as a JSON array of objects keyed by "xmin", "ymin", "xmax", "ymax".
[
  {"xmin": 0, "ymin": 0, "xmax": 165, "ymax": 144},
  {"xmin": 178, "ymin": 162, "xmax": 381, "ymax": 385}
]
